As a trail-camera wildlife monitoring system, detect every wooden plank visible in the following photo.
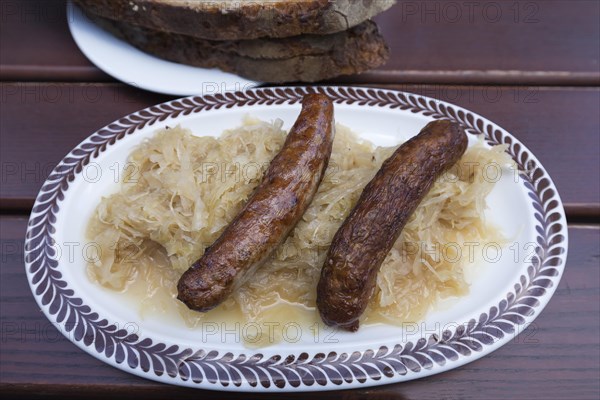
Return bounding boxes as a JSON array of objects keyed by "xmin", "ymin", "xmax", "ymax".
[
  {"xmin": 0, "ymin": 82, "xmax": 171, "ymax": 209},
  {"xmin": 1, "ymin": 83, "xmax": 598, "ymax": 215},
  {"xmin": 371, "ymin": 0, "xmax": 600, "ymax": 85},
  {"xmin": 1, "ymin": 215, "xmax": 598, "ymax": 398},
  {"xmin": 1, "ymin": 0, "xmax": 599, "ymax": 85},
  {"xmin": 0, "ymin": 0, "xmax": 108, "ymax": 81}
]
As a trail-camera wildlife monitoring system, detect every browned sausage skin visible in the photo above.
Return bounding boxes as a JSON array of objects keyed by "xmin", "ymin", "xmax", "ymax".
[
  {"xmin": 177, "ymin": 93, "xmax": 335, "ymax": 312},
  {"xmin": 317, "ymin": 120, "xmax": 468, "ymax": 331}
]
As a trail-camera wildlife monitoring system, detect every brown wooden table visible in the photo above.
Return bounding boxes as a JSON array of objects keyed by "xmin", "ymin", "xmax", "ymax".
[{"xmin": 1, "ymin": 1, "xmax": 599, "ymax": 399}]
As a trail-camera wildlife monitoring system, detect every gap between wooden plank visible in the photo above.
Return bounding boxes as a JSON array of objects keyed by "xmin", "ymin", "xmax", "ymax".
[
  {"xmin": 333, "ymin": 70, "xmax": 600, "ymax": 86},
  {"xmin": 2, "ymin": 66, "xmax": 599, "ymax": 86}
]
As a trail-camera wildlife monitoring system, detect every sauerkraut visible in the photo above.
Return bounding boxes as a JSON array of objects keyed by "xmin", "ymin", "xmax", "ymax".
[{"xmin": 86, "ymin": 117, "xmax": 514, "ymax": 331}]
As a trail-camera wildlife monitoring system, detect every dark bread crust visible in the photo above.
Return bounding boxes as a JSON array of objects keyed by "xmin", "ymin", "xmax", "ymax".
[
  {"xmin": 74, "ymin": 0, "xmax": 397, "ymax": 40},
  {"xmin": 177, "ymin": 94, "xmax": 334, "ymax": 312},
  {"xmin": 317, "ymin": 120, "xmax": 468, "ymax": 332},
  {"xmin": 87, "ymin": 13, "xmax": 390, "ymax": 83}
]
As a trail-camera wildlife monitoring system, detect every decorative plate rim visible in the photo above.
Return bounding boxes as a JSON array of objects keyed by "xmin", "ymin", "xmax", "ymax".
[{"xmin": 24, "ymin": 86, "xmax": 568, "ymax": 391}]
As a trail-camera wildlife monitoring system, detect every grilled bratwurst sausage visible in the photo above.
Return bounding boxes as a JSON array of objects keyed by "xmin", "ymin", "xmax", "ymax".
[
  {"xmin": 317, "ymin": 120, "xmax": 467, "ymax": 331},
  {"xmin": 177, "ymin": 94, "xmax": 335, "ymax": 312}
]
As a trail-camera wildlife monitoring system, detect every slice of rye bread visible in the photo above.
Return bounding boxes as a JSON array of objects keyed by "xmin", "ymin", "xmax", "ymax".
[
  {"xmin": 73, "ymin": 0, "xmax": 397, "ymax": 40},
  {"xmin": 87, "ymin": 14, "xmax": 390, "ymax": 83}
]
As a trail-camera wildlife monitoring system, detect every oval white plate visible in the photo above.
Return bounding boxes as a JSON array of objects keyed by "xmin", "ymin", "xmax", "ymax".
[
  {"xmin": 66, "ymin": 1, "xmax": 259, "ymax": 96},
  {"xmin": 24, "ymin": 86, "xmax": 568, "ymax": 392}
]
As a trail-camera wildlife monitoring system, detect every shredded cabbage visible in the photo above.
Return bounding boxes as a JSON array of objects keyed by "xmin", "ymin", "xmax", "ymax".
[{"xmin": 86, "ymin": 117, "xmax": 514, "ymax": 328}]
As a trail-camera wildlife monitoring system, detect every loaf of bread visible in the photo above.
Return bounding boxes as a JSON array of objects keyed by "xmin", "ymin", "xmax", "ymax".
[
  {"xmin": 88, "ymin": 12, "xmax": 390, "ymax": 82},
  {"xmin": 74, "ymin": 0, "xmax": 396, "ymax": 40}
]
